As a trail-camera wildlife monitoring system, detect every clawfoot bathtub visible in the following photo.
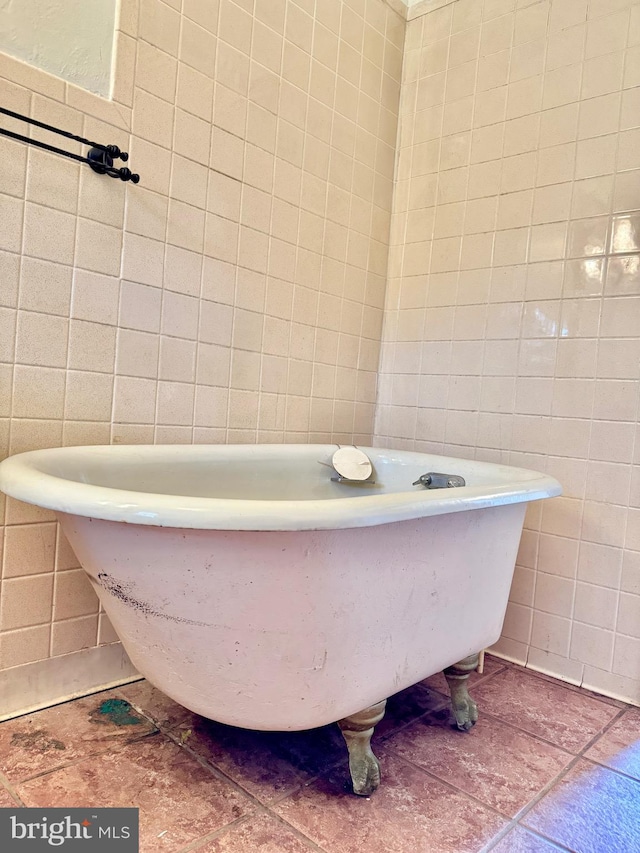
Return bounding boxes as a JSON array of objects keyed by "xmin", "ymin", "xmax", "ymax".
[{"xmin": 0, "ymin": 444, "xmax": 560, "ymax": 795}]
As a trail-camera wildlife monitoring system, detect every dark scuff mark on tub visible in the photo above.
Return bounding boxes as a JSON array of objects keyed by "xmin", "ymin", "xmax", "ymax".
[{"xmin": 96, "ymin": 572, "xmax": 212, "ymax": 627}]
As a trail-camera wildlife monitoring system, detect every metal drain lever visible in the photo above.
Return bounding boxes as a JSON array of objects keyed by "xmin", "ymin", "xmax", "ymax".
[{"xmin": 412, "ymin": 472, "xmax": 466, "ymax": 489}]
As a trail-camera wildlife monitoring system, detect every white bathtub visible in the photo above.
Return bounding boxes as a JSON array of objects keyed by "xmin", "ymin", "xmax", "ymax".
[{"xmin": 0, "ymin": 444, "xmax": 560, "ymax": 793}]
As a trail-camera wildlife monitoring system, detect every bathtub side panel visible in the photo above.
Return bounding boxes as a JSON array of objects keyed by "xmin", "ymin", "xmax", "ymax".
[{"xmin": 59, "ymin": 503, "xmax": 526, "ymax": 730}]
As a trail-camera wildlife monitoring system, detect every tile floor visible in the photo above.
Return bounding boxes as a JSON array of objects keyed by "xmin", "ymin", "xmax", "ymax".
[{"xmin": 0, "ymin": 657, "xmax": 638, "ymax": 852}]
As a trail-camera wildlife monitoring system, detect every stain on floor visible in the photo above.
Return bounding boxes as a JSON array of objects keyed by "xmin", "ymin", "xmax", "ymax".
[
  {"xmin": 89, "ymin": 699, "xmax": 145, "ymax": 727},
  {"xmin": 10, "ymin": 730, "xmax": 66, "ymax": 752}
]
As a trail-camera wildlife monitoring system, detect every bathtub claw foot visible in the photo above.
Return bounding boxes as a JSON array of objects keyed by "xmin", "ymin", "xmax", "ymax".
[
  {"xmin": 444, "ymin": 653, "xmax": 479, "ymax": 732},
  {"xmin": 338, "ymin": 699, "xmax": 387, "ymax": 796}
]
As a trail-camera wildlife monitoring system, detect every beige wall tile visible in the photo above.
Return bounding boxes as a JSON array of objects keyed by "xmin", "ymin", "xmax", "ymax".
[
  {"xmin": 113, "ymin": 376, "xmax": 157, "ymax": 423},
  {"xmin": 0, "ymin": 251, "xmax": 20, "ymax": 309},
  {"xmin": 0, "ymin": 307, "xmax": 16, "ymax": 363},
  {"xmin": 159, "ymin": 337, "xmax": 197, "ymax": 382},
  {"xmin": 617, "ymin": 592, "xmax": 640, "ymax": 638},
  {"xmin": 136, "ymin": 40, "xmax": 178, "ymax": 102},
  {"xmin": 26, "ymin": 150, "xmax": 80, "ymax": 215},
  {"xmin": 75, "ymin": 219, "xmax": 123, "ymax": 277},
  {"xmin": 0, "ymin": 197, "xmax": 24, "ymax": 254},
  {"xmin": 50, "ymin": 615, "xmax": 99, "ymax": 657},
  {"xmin": 97, "ymin": 611, "xmax": 119, "ymax": 645},
  {"xmin": 3, "ymin": 522, "xmax": 56, "ymax": 578},
  {"xmin": 9, "ymin": 418, "xmax": 63, "ymax": 456},
  {"xmin": 53, "ymin": 569, "xmax": 99, "ymax": 621},
  {"xmin": 0, "ymin": 574, "xmax": 54, "ymax": 630},
  {"xmin": 570, "ymin": 621, "xmax": 614, "ymax": 670},
  {"xmin": 68, "ymin": 319, "xmax": 117, "ymax": 374},
  {"xmin": 582, "ymin": 51, "xmax": 625, "ymax": 100},
  {"xmin": 132, "ymin": 89, "xmax": 175, "ymax": 149},
  {"xmin": 19, "ymin": 258, "xmax": 72, "ymax": 316},
  {"xmin": 116, "ymin": 329, "xmax": 158, "ymax": 380},
  {"xmin": 65, "ymin": 372, "xmax": 114, "ymax": 421},
  {"xmin": 14, "ymin": 312, "xmax": 68, "ymax": 368},
  {"xmin": 546, "ymin": 24, "xmax": 586, "ymax": 73},
  {"xmin": 119, "ymin": 280, "xmax": 162, "ymax": 333},
  {"xmin": 0, "ymin": 625, "xmax": 50, "ymax": 669},
  {"xmin": 0, "ymin": 138, "xmax": 27, "ymax": 199},
  {"xmin": 71, "ymin": 270, "xmax": 121, "ymax": 326},
  {"xmin": 0, "ymin": 365, "xmax": 11, "ymax": 417},
  {"xmin": 139, "ymin": 0, "xmax": 181, "ymax": 56},
  {"xmin": 23, "ymin": 203, "xmax": 75, "ymax": 265}
]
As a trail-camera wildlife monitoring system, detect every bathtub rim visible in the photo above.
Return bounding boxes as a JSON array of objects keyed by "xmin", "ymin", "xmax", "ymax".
[{"xmin": 0, "ymin": 444, "xmax": 562, "ymax": 531}]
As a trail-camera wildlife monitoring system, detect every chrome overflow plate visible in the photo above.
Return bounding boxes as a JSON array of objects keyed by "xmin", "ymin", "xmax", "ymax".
[{"xmin": 412, "ymin": 472, "xmax": 466, "ymax": 489}]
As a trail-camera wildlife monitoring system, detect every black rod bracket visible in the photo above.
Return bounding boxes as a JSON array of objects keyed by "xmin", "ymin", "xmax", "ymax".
[
  {"xmin": 0, "ymin": 106, "xmax": 140, "ymax": 184},
  {"xmin": 87, "ymin": 147, "xmax": 139, "ymax": 183}
]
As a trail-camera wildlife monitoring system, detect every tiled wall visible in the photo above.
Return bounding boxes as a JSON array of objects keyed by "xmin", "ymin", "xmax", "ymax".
[
  {"xmin": 376, "ymin": 0, "xmax": 640, "ymax": 703},
  {"xmin": 0, "ymin": 0, "xmax": 404, "ymax": 677}
]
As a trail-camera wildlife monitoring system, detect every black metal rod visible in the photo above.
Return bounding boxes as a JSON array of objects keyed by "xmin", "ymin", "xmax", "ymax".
[
  {"xmin": 0, "ymin": 125, "xmax": 139, "ymax": 183},
  {"xmin": 0, "ymin": 124, "xmax": 89, "ymax": 165},
  {"xmin": 0, "ymin": 106, "xmax": 128, "ymax": 160}
]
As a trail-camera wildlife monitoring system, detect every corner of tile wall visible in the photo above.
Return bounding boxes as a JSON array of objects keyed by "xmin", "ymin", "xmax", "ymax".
[
  {"xmin": 376, "ymin": 0, "xmax": 640, "ymax": 705},
  {"xmin": 0, "ymin": 643, "xmax": 140, "ymax": 721}
]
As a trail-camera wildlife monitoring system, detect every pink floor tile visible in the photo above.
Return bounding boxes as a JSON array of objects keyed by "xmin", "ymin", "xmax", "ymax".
[
  {"xmin": 169, "ymin": 713, "xmax": 346, "ymax": 805},
  {"xmin": 194, "ymin": 813, "xmax": 320, "ymax": 852},
  {"xmin": 583, "ymin": 707, "xmax": 640, "ymax": 781},
  {"xmin": 384, "ymin": 708, "xmax": 572, "ymax": 816},
  {"xmin": 523, "ymin": 759, "xmax": 640, "ymax": 853},
  {"xmin": 0, "ymin": 786, "xmax": 19, "ymax": 806},
  {"xmin": 16, "ymin": 734, "xmax": 254, "ymax": 853},
  {"xmin": 273, "ymin": 751, "xmax": 506, "ymax": 853},
  {"xmin": 0, "ymin": 690, "xmax": 157, "ymax": 783},
  {"xmin": 471, "ymin": 667, "xmax": 618, "ymax": 752},
  {"xmin": 118, "ymin": 680, "xmax": 192, "ymax": 730},
  {"xmin": 488, "ymin": 825, "xmax": 567, "ymax": 851}
]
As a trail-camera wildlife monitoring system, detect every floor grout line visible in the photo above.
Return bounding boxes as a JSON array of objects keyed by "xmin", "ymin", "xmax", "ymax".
[
  {"xmin": 572, "ymin": 706, "xmax": 630, "ymax": 757},
  {"xmin": 469, "ymin": 706, "xmax": 620, "ymax": 758},
  {"xmin": 11, "ymin": 729, "xmax": 161, "ymax": 787},
  {"xmin": 256, "ymin": 810, "xmax": 332, "ymax": 853},
  {"xmin": 382, "ymin": 747, "xmax": 513, "ymax": 823},
  {"xmin": 580, "ymin": 754, "xmax": 640, "ymax": 786},
  {"xmin": 174, "ymin": 811, "xmax": 267, "ymax": 853},
  {"xmin": 0, "ymin": 769, "xmax": 25, "ymax": 806},
  {"xmin": 175, "ymin": 806, "xmax": 333, "ymax": 853},
  {"xmin": 483, "ymin": 823, "xmax": 575, "ymax": 853},
  {"xmin": 500, "ymin": 706, "xmax": 633, "ymax": 846}
]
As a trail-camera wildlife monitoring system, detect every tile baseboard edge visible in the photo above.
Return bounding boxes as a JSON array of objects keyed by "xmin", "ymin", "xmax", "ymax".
[
  {"xmin": 490, "ymin": 649, "xmax": 640, "ymax": 709},
  {"xmin": 0, "ymin": 643, "xmax": 141, "ymax": 722}
]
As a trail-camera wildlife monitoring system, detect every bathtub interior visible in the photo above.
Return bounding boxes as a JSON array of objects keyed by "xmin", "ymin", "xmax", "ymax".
[{"xmin": 22, "ymin": 444, "xmax": 548, "ymax": 502}]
